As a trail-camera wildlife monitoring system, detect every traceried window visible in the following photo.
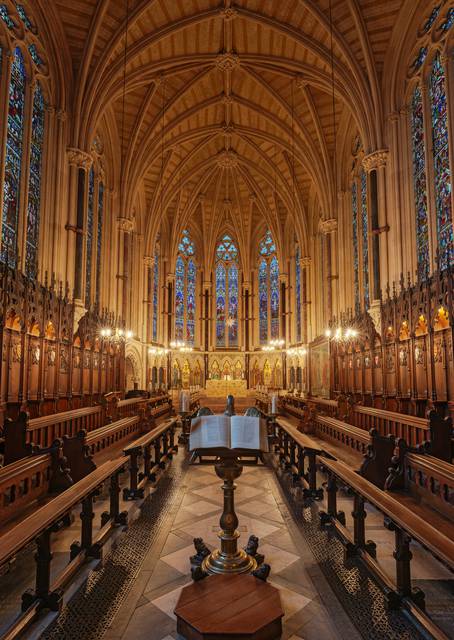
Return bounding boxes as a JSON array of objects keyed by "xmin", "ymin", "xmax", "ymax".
[
  {"xmin": 429, "ymin": 52, "xmax": 453, "ymax": 269},
  {"xmin": 295, "ymin": 246, "xmax": 302, "ymax": 343},
  {"xmin": 215, "ymin": 235, "xmax": 239, "ymax": 348},
  {"xmin": 1, "ymin": 48, "xmax": 26, "ymax": 266},
  {"xmin": 257, "ymin": 230, "xmax": 280, "ymax": 344},
  {"xmin": 85, "ymin": 167, "xmax": 95, "ymax": 306},
  {"xmin": 25, "ymin": 82, "xmax": 45, "ymax": 277},
  {"xmin": 410, "ymin": 86, "xmax": 430, "ymax": 280},
  {"xmin": 95, "ymin": 182, "xmax": 104, "ymax": 305},
  {"xmin": 175, "ymin": 229, "xmax": 197, "ymax": 345},
  {"xmin": 360, "ymin": 170, "xmax": 370, "ymax": 309},
  {"xmin": 152, "ymin": 249, "xmax": 159, "ymax": 342},
  {"xmin": 352, "ymin": 182, "xmax": 360, "ymax": 314}
]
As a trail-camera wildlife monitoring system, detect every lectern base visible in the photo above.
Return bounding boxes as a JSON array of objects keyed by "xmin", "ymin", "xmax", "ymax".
[{"xmin": 202, "ymin": 545, "xmax": 257, "ymax": 575}]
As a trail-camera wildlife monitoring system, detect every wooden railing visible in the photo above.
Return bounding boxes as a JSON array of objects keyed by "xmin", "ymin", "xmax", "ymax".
[
  {"xmin": 349, "ymin": 405, "xmax": 429, "ymax": 446},
  {"xmin": 0, "ymin": 458, "xmax": 128, "ymax": 640}
]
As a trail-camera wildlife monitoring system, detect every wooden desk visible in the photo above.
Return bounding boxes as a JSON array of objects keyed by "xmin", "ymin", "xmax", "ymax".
[{"xmin": 175, "ymin": 574, "xmax": 283, "ymax": 639}]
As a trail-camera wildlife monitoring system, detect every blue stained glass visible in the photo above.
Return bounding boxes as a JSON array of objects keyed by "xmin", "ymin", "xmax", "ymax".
[
  {"xmin": 423, "ymin": 5, "xmax": 441, "ymax": 33},
  {"xmin": 413, "ymin": 47, "xmax": 428, "ymax": 71},
  {"xmin": 360, "ymin": 170, "xmax": 369, "ymax": 309},
  {"xmin": 259, "ymin": 259, "xmax": 268, "ymax": 344},
  {"xmin": 216, "ymin": 234, "xmax": 238, "ymax": 261},
  {"xmin": 175, "ymin": 256, "xmax": 185, "ymax": 340},
  {"xmin": 295, "ymin": 247, "xmax": 301, "ymax": 343},
  {"xmin": 429, "ymin": 52, "xmax": 453, "ymax": 269},
  {"xmin": 25, "ymin": 82, "xmax": 45, "ymax": 277},
  {"xmin": 186, "ymin": 259, "xmax": 196, "ymax": 345},
  {"xmin": 259, "ymin": 229, "xmax": 276, "ymax": 256},
  {"xmin": 352, "ymin": 182, "xmax": 360, "ymax": 314},
  {"xmin": 15, "ymin": 3, "xmax": 33, "ymax": 30},
  {"xmin": 95, "ymin": 182, "xmax": 104, "ymax": 305},
  {"xmin": 28, "ymin": 44, "xmax": 43, "ymax": 67},
  {"xmin": 228, "ymin": 264, "xmax": 238, "ymax": 347},
  {"xmin": 0, "ymin": 5, "xmax": 15, "ymax": 29},
  {"xmin": 85, "ymin": 167, "xmax": 94, "ymax": 305},
  {"xmin": 441, "ymin": 8, "xmax": 454, "ymax": 31},
  {"xmin": 216, "ymin": 262, "xmax": 226, "ymax": 347},
  {"xmin": 2, "ymin": 48, "xmax": 26, "ymax": 267},
  {"xmin": 270, "ymin": 255, "xmax": 280, "ymax": 339},
  {"xmin": 178, "ymin": 229, "xmax": 195, "ymax": 256},
  {"xmin": 152, "ymin": 251, "xmax": 159, "ymax": 342},
  {"xmin": 410, "ymin": 87, "xmax": 430, "ymax": 281}
]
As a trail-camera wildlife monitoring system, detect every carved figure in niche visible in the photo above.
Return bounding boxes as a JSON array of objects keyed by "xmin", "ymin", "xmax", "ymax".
[
  {"xmin": 84, "ymin": 352, "xmax": 91, "ymax": 369},
  {"xmin": 222, "ymin": 359, "xmax": 232, "ymax": 381},
  {"xmin": 173, "ymin": 364, "xmax": 181, "ymax": 387},
  {"xmin": 211, "ymin": 360, "xmax": 220, "ymax": 380},
  {"xmin": 93, "ymin": 353, "xmax": 99, "ymax": 368},
  {"xmin": 364, "ymin": 355, "xmax": 371, "ymax": 369},
  {"xmin": 47, "ymin": 347, "xmax": 56, "ymax": 367},
  {"xmin": 263, "ymin": 360, "xmax": 271, "ymax": 386},
  {"xmin": 31, "ymin": 346, "xmax": 40, "ymax": 365},
  {"xmin": 374, "ymin": 354, "xmax": 381, "ymax": 368},
  {"xmin": 73, "ymin": 352, "xmax": 81, "ymax": 369},
  {"xmin": 101, "ymin": 356, "xmax": 106, "ymax": 370},
  {"xmin": 342, "ymin": 359, "xmax": 346, "ymax": 369},
  {"xmin": 415, "ymin": 345, "xmax": 424, "ymax": 365},
  {"xmin": 12, "ymin": 340, "xmax": 21, "ymax": 363},
  {"xmin": 234, "ymin": 360, "xmax": 242, "ymax": 380},
  {"xmin": 182, "ymin": 360, "xmax": 191, "ymax": 388},
  {"xmin": 399, "ymin": 348, "xmax": 408, "ymax": 367},
  {"xmin": 60, "ymin": 347, "xmax": 69, "ymax": 373},
  {"xmin": 348, "ymin": 358, "xmax": 353, "ymax": 369},
  {"xmin": 433, "ymin": 340, "xmax": 443, "ymax": 364},
  {"xmin": 386, "ymin": 352, "xmax": 394, "ymax": 372},
  {"xmin": 356, "ymin": 356, "xmax": 361, "ymax": 369}
]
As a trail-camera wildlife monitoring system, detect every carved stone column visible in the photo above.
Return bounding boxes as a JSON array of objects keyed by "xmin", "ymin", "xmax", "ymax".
[
  {"xmin": 320, "ymin": 218, "xmax": 338, "ymax": 321},
  {"xmin": 143, "ymin": 255, "xmax": 155, "ymax": 344},
  {"xmin": 300, "ymin": 256, "xmax": 311, "ymax": 343},
  {"xmin": 117, "ymin": 217, "xmax": 134, "ymax": 324}
]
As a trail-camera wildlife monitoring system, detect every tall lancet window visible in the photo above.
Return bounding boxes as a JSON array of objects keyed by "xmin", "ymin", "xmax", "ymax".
[
  {"xmin": 360, "ymin": 170, "xmax": 370, "ymax": 309},
  {"xmin": 258, "ymin": 230, "xmax": 279, "ymax": 344},
  {"xmin": 410, "ymin": 86, "xmax": 430, "ymax": 280},
  {"xmin": 85, "ymin": 167, "xmax": 95, "ymax": 306},
  {"xmin": 25, "ymin": 82, "xmax": 45, "ymax": 277},
  {"xmin": 95, "ymin": 182, "xmax": 104, "ymax": 305},
  {"xmin": 429, "ymin": 52, "xmax": 453, "ymax": 269},
  {"xmin": 175, "ymin": 229, "xmax": 196, "ymax": 345},
  {"xmin": 295, "ymin": 246, "xmax": 302, "ymax": 343},
  {"xmin": 352, "ymin": 182, "xmax": 360, "ymax": 314},
  {"xmin": 215, "ymin": 235, "xmax": 239, "ymax": 348},
  {"xmin": 2, "ymin": 48, "xmax": 26, "ymax": 266}
]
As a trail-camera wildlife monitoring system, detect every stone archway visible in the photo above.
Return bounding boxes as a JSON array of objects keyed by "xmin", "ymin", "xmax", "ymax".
[{"xmin": 125, "ymin": 344, "xmax": 144, "ymax": 391}]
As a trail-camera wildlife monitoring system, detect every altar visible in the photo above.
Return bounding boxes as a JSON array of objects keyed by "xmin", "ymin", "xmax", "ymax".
[{"xmin": 205, "ymin": 379, "xmax": 248, "ymax": 397}]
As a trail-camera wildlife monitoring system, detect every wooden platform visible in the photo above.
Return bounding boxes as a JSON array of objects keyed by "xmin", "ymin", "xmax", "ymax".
[{"xmin": 174, "ymin": 574, "xmax": 283, "ymax": 640}]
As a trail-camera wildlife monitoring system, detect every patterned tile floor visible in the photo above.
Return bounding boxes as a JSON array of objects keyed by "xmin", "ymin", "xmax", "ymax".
[{"xmin": 104, "ymin": 462, "xmax": 361, "ymax": 640}]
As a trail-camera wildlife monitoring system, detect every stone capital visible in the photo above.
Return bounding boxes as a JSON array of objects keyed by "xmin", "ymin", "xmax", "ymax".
[
  {"xmin": 117, "ymin": 217, "xmax": 134, "ymax": 233},
  {"xmin": 300, "ymin": 256, "xmax": 311, "ymax": 267},
  {"xmin": 362, "ymin": 149, "xmax": 388, "ymax": 172},
  {"xmin": 319, "ymin": 218, "xmax": 337, "ymax": 234},
  {"xmin": 143, "ymin": 255, "xmax": 155, "ymax": 268},
  {"xmin": 67, "ymin": 147, "xmax": 92, "ymax": 170}
]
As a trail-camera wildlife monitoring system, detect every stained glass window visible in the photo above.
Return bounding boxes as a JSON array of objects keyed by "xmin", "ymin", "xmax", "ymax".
[
  {"xmin": 2, "ymin": 48, "xmax": 26, "ymax": 266},
  {"xmin": 178, "ymin": 229, "xmax": 195, "ymax": 256},
  {"xmin": 413, "ymin": 47, "xmax": 428, "ymax": 71},
  {"xmin": 25, "ymin": 82, "xmax": 45, "ymax": 277},
  {"xmin": 0, "ymin": 5, "xmax": 15, "ymax": 29},
  {"xmin": 429, "ymin": 52, "xmax": 453, "ymax": 269},
  {"xmin": 28, "ymin": 44, "xmax": 42, "ymax": 67},
  {"xmin": 259, "ymin": 229, "xmax": 276, "ymax": 256},
  {"xmin": 352, "ymin": 181, "xmax": 360, "ymax": 314},
  {"xmin": 259, "ymin": 259, "xmax": 268, "ymax": 344},
  {"xmin": 228, "ymin": 264, "xmax": 238, "ymax": 347},
  {"xmin": 152, "ymin": 251, "xmax": 159, "ymax": 342},
  {"xmin": 15, "ymin": 3, "xmax": 33, "ymax": 31},
  {"xmin": 186, "ymin": 259, "xmax": 196, "ymax": 345},
  {"xmin": 85, "ymin": 167, "xmax": 95, "ymax": 306},
  {"xmin": 270, "ymin": 256, "xmax": 280, "ymax": 338},
  {"xmin": 295, "ymin": 247, "xmax": 302, "ymax": 343},
  {"xmin": 441, "ymin": 8, "xmax": 454, "ymax": 31},
  {"xmin": 175, "ymin": 256, "xmax": 185, "ymax": 340},
  {"xmin": 410, "ymin": 86, "xmax": 430, "ymax": 281},
  {"xmin": 423, "ymin": 5, "xmax": 441, "ymax": 33},
  {"xmin": 216, "ymin": 263, "xmax": 226, "ymax": 347},
  {"xmin": 95, "ymin": 182, "xmax": 104, "ymax": 305},
  {"xmin": 360, "ymin": 170, "xmax": 370, "ymax": 309},
  {"xmin": 215, "ymin": 236, "xmax": 239, "ymax": 348}
]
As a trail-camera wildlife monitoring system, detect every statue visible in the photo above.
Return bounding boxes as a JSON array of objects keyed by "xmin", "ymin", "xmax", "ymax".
[{"xmin": 224, "ymin": 394, "xmax": 235, "ymax": 416}]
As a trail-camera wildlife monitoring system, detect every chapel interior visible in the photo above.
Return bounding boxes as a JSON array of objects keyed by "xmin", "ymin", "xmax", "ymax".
[{"xmin": 0, "ymin": 1, "xmax": 454, "ymax": 639}]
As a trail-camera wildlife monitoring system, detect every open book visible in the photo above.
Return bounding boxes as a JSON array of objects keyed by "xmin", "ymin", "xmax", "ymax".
[{"xmin": 189, "ymin": 415, "xmax": 269, "ymax": 452}]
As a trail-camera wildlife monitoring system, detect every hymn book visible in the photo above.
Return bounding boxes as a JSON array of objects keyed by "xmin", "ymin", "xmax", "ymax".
[{"xmin": 189, "ymin": 416, "xmax": 269, "ymax": 452}]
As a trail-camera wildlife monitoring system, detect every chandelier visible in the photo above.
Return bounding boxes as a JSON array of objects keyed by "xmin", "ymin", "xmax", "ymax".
[
  {"xmin": 100, "ymin": 327, "xmax": 133, "ymax": 341},
  {"xmin": 169, "ymin": 340, "xmax": 193, "ymax": 353},
  {"xmin": 262, "ymin": 339, "xmax": 285, "ymax": 352}
]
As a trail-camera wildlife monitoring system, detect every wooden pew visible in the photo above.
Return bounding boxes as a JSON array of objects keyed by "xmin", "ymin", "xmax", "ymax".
[
  {"xmin": 347, "ymin": 404, "xmax": 429, "ymax": 447},
  {"xmin": 0, "ymin": 441, "xmax": 73, "ymax": 527},
  {"xmin": 123, "ymin": 417, "xmax": 178, "ymax": 499},
  {"xmin": 2, "ymin": 405, "xmax": 105, "ymax": 465},
  {"xmin": 319, "ymin": 456, "xmax": 454, "ymax": 621},
  {"xmin": 0, "ymin": 458, "xmax": 128, "ymax": 640}
]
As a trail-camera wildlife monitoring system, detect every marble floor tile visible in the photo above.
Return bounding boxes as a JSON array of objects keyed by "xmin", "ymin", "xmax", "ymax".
[
  {"xmin": 269, "ymin": 581, "xmax": 312, "ymax": 620},
  {"xmin": 181, "ymin": 499, "xmax": 221, "ymax": 516},
  {"xmin": 150, "ymin": 581, "xmax": 192, "ymax": 621},
  {"xmin": 161, "ymin": 544, "xmax": 201, "ymax": 575},
  {"xmin": 258, "ymin": 543, "xmax": 300, "ymax": 573}
]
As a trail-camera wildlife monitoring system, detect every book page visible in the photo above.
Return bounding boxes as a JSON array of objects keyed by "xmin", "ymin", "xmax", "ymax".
[
  {"xmin": 230, "ymin": 416, "xmax": 266, "ymax": 450},
  {"xmin": 189, "ymin": 415, "xmax": 231, "ymax": 450}
]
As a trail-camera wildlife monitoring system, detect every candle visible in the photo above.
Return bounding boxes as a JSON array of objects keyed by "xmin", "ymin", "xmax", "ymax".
[{"xmin": 271, "ymin": 394, "xmax": 278, "ymax": 414}]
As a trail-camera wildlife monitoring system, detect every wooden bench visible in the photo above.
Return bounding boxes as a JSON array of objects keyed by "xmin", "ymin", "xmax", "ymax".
[
  {"xmin": 0, "ymin": 442, "xmax": 73, "ymax": 526},
  {"xmin": 0, "ymin": 458, "xmax": 128, "ymax": 640},
  {"xmin": 2, "ymin": 406, "xmax": 105, "ymax": 465},
  {"xmin": 123, "ymin": 417, "xmax": 178, "ymax": 499},
  {"xmin": 319, "ymin": 456, "xmax": 454, "ymax": 619},
  {"xmin": 348, "ymin": 405, "xmax": 429, "ymax": 447}
]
